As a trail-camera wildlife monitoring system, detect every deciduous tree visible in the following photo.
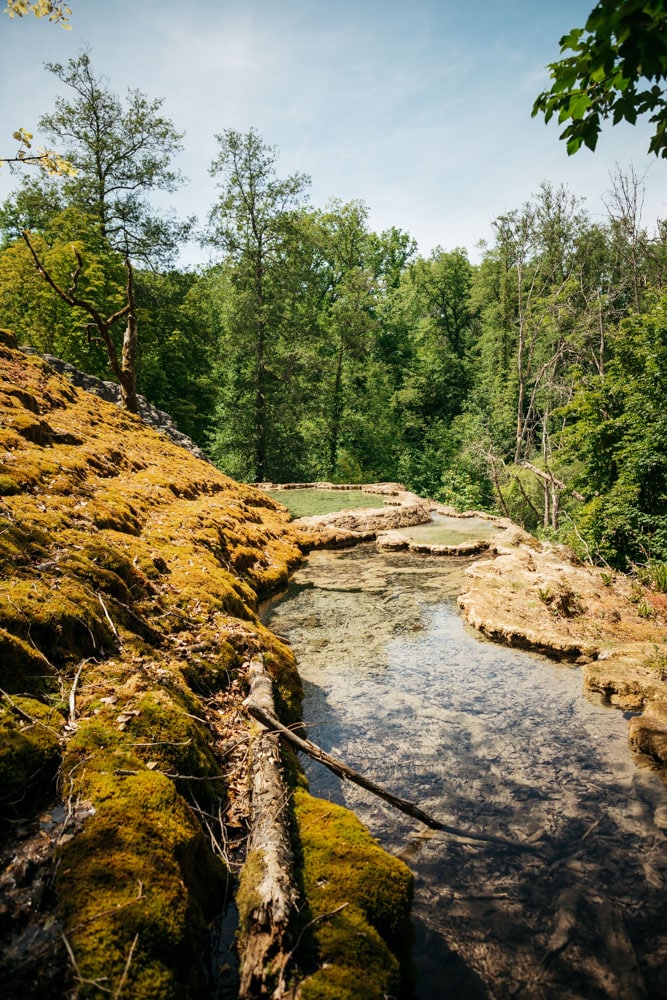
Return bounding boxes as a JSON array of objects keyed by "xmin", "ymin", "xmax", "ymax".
[{"xmin": 208, "ymin": 128, "xmax": 311, "ymax": 481}]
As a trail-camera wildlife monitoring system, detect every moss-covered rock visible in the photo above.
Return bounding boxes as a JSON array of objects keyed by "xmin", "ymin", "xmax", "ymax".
[
  {"xmin": 0, "ymin": 696, "xmax": 65, "ymax": 826},
  {"xmin": 56, "ymin": 767, "xmax": 227, "ymax": 999},
  {"xmin": 293, "ymin": 788, "xmax": 414, "ymax": 1000},
  {"xmin": 0, "ymin": 340, "xmax": 416, "ymax": 997}
]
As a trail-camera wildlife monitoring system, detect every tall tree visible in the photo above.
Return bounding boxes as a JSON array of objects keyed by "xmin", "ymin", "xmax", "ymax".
[
  {"xmin": 208, "ymin": 128, "xmax": 311, "ymax": 481},
  {"xmin": 5, "ymin": 52, "xmax": 187, "ymax": 412},
  {"xmin": 39, "ymin": 51, "xmax": 187, "ymax": 263}
]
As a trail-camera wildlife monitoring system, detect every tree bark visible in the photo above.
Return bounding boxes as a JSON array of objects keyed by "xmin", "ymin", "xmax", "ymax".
[
  {"xmin": 239, "ymin": 655, "xmax": 299, "ymax": 998},
  {"xmin": 245, "ymin": 695, "xmax": 541, "ymax": 853},
  {"xmin": 21, "ymin": 231, "xmax": 139, "ymax": 414}
]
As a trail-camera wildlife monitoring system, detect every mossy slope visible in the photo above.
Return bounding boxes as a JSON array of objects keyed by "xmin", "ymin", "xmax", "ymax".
[{"xmin": 0, "ymin": 331, "xmax": 302, "ymax": 996}]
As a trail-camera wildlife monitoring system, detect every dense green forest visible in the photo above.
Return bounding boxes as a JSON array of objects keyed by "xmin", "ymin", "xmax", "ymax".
[{"xmin": 1, "ymin": 51, "xmax": 667, "ymax": 571}]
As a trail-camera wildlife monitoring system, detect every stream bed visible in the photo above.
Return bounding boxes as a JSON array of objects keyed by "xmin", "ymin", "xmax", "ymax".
[{"xmin": 262, "ymin": 545, "xmax": 667, "ymax": 1000}]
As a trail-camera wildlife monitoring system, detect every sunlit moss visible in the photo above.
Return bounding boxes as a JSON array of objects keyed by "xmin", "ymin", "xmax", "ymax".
[
  {"xmin": 293, "ymin": 788, "xmax": 414, "ymax": 1000},
  {"xmin": 0, "ymin": 337, "xmax": 414, "ymax": 995},
  {"xmin": 56, "ymin": 766, "xmax": 227, "ymax": 999}
]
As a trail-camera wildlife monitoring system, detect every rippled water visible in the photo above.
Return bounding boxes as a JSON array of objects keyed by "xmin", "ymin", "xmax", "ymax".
[{"xmin": 262, "ymin": 545, "xmax": 667, "ymax": 1000}]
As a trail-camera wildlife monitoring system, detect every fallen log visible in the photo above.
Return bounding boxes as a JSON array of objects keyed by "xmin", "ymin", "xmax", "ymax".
[
  {"xmin": 245, "ymin": 699, "xmax": 542, "ymax": 854},
  {"xmin": 238, "ymin": 655, "xmax": 299, "ymax": 998}
]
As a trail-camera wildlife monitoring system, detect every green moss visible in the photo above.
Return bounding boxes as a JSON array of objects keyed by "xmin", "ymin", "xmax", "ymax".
[
  {"xmin": 0, "ymin": 578, "xmax": 114, "ymax": 668},
  {"xmin": 260, "ymin": 629, "xmax": 304, "ymax": 723},
  {"xmin": 300, "ymin": 912, "xmax": 400, "ymax": 1000},
  {"xmin": 56, "ymin": 767, "xmax": 227, "ymax": 999},
  {"xmin": 181, "ymin": 638, "xmax": 240, "ymax": 694},
  {"xmin": 0, "ymin": 338, "xmax": 313, "ymax": 994},
  {"xmin": 0, "ymin": 695, "xmax": 65, "ymax": 824},
  {"xmin": 236, "ymin": 848, "xmax": 267, "ymax": 934},
  {"xmin": 293, "ymin": 789, "xmax": 414, "ymax": 1000},
  {"xmin": 0, "ymin": 474, "xmax": 19, "ymax": 495},
  {"xmin": 125, "ymin": 690, "xmax": 226, "ymax": 806}
]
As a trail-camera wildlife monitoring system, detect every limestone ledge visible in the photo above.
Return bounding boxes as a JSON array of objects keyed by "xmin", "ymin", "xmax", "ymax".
[{"xmin": 458, "ymin": 533, "xmax": 667, "ymax": 769}]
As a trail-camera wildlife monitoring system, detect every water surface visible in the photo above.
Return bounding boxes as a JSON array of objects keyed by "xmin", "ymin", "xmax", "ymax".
[
  {"xmin": 390, "ymin": 514, "xmax": 499, "ymax": 547},
  {"xmin": 262, "ymin": 546, "xmax": 667, "ymax": 1000},
  {"xmin": 266, "ymin": 488, "xmax": 385, "ymax": 518}
]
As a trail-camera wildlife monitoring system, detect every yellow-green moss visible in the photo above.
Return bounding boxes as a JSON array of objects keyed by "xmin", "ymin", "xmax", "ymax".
[
  {"xmin": 0, "ymin": 338, "xmax": 308, "ymax": 994},
  {"xmin": 0, "ymin": 627, "xmax": 56, "ymax": 692},
  {"xmin": 56, "ymin": 767, "xmax": 227, "ymax": 999},
  {"xmin": 236, "ymin": 848, "xmax": 267, "ymax": 934},
  {"xmin": 0, "ymin": 578, "xmax": 114, "ymax": 669},
  {"xmin": 181, "ymin": 637, "xmax": 240, "ymax": 694},
  {"xmin": 0, "ymin": 695, "xmax": 65, "ymax": 824},
  {"xmin": 293, "ymin": 788, "xmax": 414, "ymax": 1000},
  {"xmin": 259, "ymin": 626, "xmax": 304, "ymax": 723}
]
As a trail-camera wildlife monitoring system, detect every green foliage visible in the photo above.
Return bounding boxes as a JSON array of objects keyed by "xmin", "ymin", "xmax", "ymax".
[
  {"xmin": 40, "ymin": 51, "xmax": 187, "ymax": 264},
  {"xmin": 561, "ymin": 292, "xmax": 667, "ymax": 566},
  {"xmin": 4, "ymin": 1, "xmax": 72, "ymax": 27},
  {"xmin": 533, "ymin": 0, "xmax": 667, "ymax": 157}
]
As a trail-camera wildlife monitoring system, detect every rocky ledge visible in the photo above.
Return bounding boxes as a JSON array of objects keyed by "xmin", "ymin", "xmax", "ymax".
[
  {"xmin": 457, "ymin": 526, "xmax": 667, "ymax": 769},
  {"xmin": 265, "ymin": 482, "xmax": 433, "ymax": 548}
]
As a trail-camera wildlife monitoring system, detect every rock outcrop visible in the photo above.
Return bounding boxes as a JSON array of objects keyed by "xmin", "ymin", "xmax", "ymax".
[{"xmin": 19, "ymin": 345, "xmax": 210, "ymax": 462}]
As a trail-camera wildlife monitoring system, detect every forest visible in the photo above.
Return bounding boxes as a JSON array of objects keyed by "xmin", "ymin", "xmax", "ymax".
[{"xmin": 1, "ymin": 44, "xmax": 667, "ymax": 573}]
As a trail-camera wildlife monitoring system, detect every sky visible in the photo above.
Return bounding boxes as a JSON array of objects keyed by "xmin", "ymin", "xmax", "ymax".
[{"xmin": 0, "ymin": 0, "xmax": 665, "ymax": 267}]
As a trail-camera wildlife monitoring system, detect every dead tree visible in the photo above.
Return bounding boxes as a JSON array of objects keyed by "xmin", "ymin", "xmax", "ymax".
[{"xmin": 239, "ymin": 655, "xmax": 299, "ymax": 998}]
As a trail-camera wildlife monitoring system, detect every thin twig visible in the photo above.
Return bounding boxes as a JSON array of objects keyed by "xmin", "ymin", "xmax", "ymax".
[
  {"xmin": 275, "ymin": 903, "xmax": 349, "ymax": 998},
  {"xmin": 97, "ymin": 593, "xmax": 121, "ymax": 645},
  {"xmin": 0, "ymin": 687, "xmax": 63, "ymax": 738},
  {"xmin": 68, "ymin": 882, "xmax": 145, "ymax": 934},
  {"xmin": 61, "ymin": 934, "xmax": 114, "ymax": 994},
  {"xmin": 68, "ymin": 661, "xmax": 85, "ymax": 728},
  {"xmin": 113, "ymin": 933, "xmax": 139, "ymax": 999}
]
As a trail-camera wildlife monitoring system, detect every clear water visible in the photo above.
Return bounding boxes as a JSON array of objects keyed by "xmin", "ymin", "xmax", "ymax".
[
  {"xmin": 390, "ymin": 514, "xmax": 499, "ymax": 547},
  {"xmin": 262, "ymin": 546, "xmax": 667, "ymax": 1000}
]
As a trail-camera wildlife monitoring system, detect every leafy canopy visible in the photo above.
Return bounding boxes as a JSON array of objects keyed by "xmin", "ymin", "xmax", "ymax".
[
  {"xmin": 532, "ymin": 0, "xmax": 667, "ymax": 157},
  {"xmin": 39, "ymin": 51, "xmax": 187, "ymax": 265},
  {"xmin": 0, "ymin": 128, "xmax": 77, "ymax": 176}
]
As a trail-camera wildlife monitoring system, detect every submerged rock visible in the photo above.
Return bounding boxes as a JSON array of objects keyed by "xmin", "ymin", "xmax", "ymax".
[{"xmin": 458, "ymin": 532, "xmax": 667, "ymax": 767}]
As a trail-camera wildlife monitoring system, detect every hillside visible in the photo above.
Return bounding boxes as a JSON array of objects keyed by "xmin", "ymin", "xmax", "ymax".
[{"xmin": 0, "ymin": 331, "xmax": 412, "ymax": 999}]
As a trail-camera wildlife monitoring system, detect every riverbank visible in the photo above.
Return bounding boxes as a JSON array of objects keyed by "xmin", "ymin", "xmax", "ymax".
[{"xmin": 457, "ymin": 526, "xmax": 667, "ymax": 768}]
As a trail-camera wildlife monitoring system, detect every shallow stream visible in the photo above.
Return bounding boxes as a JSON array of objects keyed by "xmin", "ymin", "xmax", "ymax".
[{"xmin": 262, "ymin": 545, "xmax": 667, "ymax": 1000}]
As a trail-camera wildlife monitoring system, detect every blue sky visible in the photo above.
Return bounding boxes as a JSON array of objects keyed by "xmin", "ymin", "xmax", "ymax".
[{"xmin": 1, "ymin": 0, "xmax": 664, "ymax": 265}]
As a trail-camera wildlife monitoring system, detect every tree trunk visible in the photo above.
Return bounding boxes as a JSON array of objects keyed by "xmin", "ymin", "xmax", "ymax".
[
  {"xmin": 120, "ymin": 311, "xmax": 139, "ymax": 413},
  {"xmin": 239, "ymin": 655, "xmax": 298, "ymax": 998},
  {"xmin": 327, "ymin": 342, "xmax": 344, "ymax": 479}
]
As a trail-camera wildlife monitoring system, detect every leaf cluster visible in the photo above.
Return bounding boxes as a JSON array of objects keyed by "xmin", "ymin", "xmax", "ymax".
[
  {"xmin": 3, "ymin": 0, "xmax": 71, "ymax": 27},
  {"xmin": 532, "ymin": 0, "xmax": 667, "ymax": 156}
]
